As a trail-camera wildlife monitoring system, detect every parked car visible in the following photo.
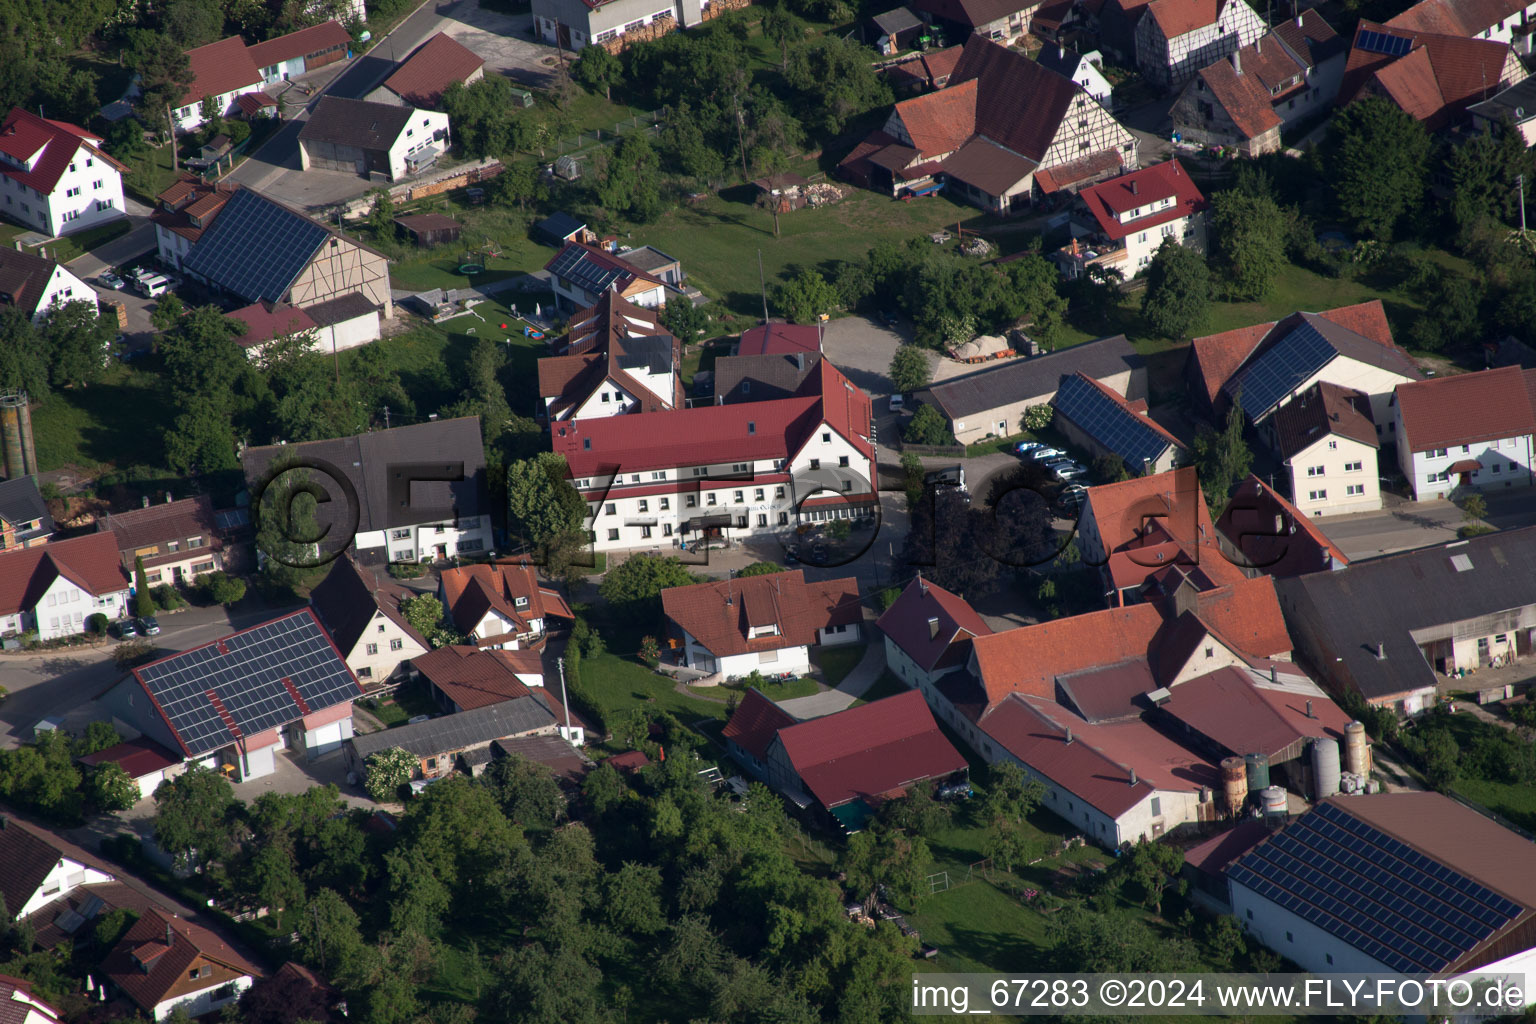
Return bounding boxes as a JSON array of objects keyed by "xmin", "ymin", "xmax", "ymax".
[
  {"xmin": 138, "ymin": 274, "xmax": 170, "ymax": 298},
  {"xmin": 1053, "ymin": 463, "xmax": 1088, "ymax": 481},
  {"xmin": 936, "ymin": 782, "xmax": 972, "ymax": 801},
  {"xmin": 1014, "ymin": 441, "xmax": 1046, "ymax": 456},
  {"xmin": 98, "ymin": 271, "xmax": 124, "ymax": 290},
  {"xmin": 137, "ymin": 615, "xmax": 161, "ymax": 636},
  {"xmin": 1023, "ymin": 447, "xmax": 1065, "ymax": 462},
  {"xmin": 888, "ymin": 393, "xmax": 905, "ymax": 412},
  {"xmin": 114, "ymin": 619, "xmax": 141, "ymax": 639},
  {"xmin": 924, "ymin": 464, "xmax": 966, "ymax": 492}
]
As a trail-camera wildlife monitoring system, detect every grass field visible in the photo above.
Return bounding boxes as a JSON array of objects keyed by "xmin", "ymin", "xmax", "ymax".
[
  {"xmin": 1428, "ymin": 711, "xmax": 1536, "ymax": 832},
  {"xmin": 814, "ymin": 643, "xmax": 867, "ymax": 686},
  {"xmin": 29, "ymin": 362, "xmax": 175, "ymax": 475},
  {"xmin": 850, "ymin": 670, "xmax": 909, "ymax": 706}
]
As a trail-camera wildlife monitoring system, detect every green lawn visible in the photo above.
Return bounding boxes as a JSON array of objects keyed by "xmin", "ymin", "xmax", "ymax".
[
  {"xmin": 577, "ymin": 649, "xmax": 730, "ymax": 727},
  {"xmin": 850, "ymin": 670, "xmax": 909, "ymax": 706},
  {"xmin": 813, "ymin": 644, "xmax": 867, "ymax": 687},
  {"xmin": 29, "ymin": 363, "xmax": 175, "ymax": 475},
  {"xmin": 907, "ymin": 877, "xmax": 1055, "ymax": 975},
  {"xmin": 121, "ymin": 142, "xmax": 180, "ymax": 205},
  {"xmin": 638, "ymin": 186, "xmax": 985, "ymax": 317}
]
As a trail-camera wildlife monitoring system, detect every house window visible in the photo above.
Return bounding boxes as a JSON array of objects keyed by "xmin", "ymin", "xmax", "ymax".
[
  {"xmin": 607, "ymin": 528, "xmax": 620, "ymax": 540},
  {"xmin": 1286, "ymin": 931, "xmax": 1294, "ymax": 943},
  {"xmin": 1326, "ymin": 954, "xmax": 1333, "ymax": 965},
  {"xmin": 652, "ymin": 471, "xmax": 666, "ymax": 480},
  {"xmin": 601, "ymin": 392, "xmax": 610, "ymax": 403},
  {"xmin": 378, "ymin": 624, "xmax": 387, "ymax": 633},
  {"xmin": 366, "ymin": 643, "xmax": 378, "ymax": 655},
  {"xmin": 1246, "ymin": 909, "xmax": 1253, "ymax": 920},
  {"xmin": 1150, "ymin": 797, "xmax": 1161, "ymax": 816},
  {"xmin": 686, "ymin": 494, "xmax": 697, "ymax": 507},
  {"xmin": 392, "ymin": 528, "xmax": 411, "ymax": 540},
  {"xmin": 1432, "ymin": 448, "xmax": 1448, "ymax": 458},
  {"xmin": 754, "ymin": 488, "xmax": 764, "ymax": 501},
  {"xmin": 1493, "ymin": 463, "xmax": 1503, "ymax": 473},
  {"xmin": 1309, "ymin": 489, "xmax": 1327, "ymax": 501},
  {"xmin": 810, "ymin": 459, "xmax": 821, "ymax": 470},
  {"xmin": 732, "ymin": 463, "xmax": 749, "ymax": 472},
  {"xmin": 660, "ymin": 497, "xmax": 670, "ymax": 510},
  {"xmin": 605, "ymin": 503, "xmax": 616, "ymax": 514},
  {"xmin": 390, "ymin": 638, "xmax": 404, "ymax": 651},
  {"xmin": 1307, "ymin": 466, "xmax": 1324, "ymax": 477},
  {"xmin": 663, "ymin": 524, "xmax": 673, "ymax": 536},
  {"xmin": 775, "ymin": 487, "xmax": 785, "ymax": 499},
  {"xmin": 707, "ymin": 494, "xmax": 717, "ymax": 505},
  {"xmin": 641, "ymin": 526, "xmax": 653, "ymax": 538},
  {"xmin": 1346, "ymin": 484, "xmax": 1364, "ymax": 496},
  {"xmin": 839, "ymin": 455, "xmax": 849, "ymax": 467},
  {"xmin": 638, "ymin": 500, "xmax": 648, "ymax": 513},
  {"xmin": 757, "ymin": 514, "xmax": 767, "ymax": 526},
  {"xmin": 842, "ymin": 480, "xmax": 852, "ymax": 491},
  {"xmin": 188, "ymin": 537, "xmax": 204, "ymax": 548},
  {"xmin": 1345, "ymin": 461, "xmax": 1363, "ymax": 472},
  {"xmin": 733, "ymin": 490, "xmax": 744, "ymax": 502}
]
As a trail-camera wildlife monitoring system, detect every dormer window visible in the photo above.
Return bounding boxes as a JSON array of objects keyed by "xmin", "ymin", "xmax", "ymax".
[{"xmin": 515, "ymin": 596, "xmax": 529, "ymax": 608}]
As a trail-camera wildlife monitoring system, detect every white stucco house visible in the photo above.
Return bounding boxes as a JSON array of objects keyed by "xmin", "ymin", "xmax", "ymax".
[
  {"xmin": 0, "ymin": 107, "xmax": 127, "ymax": 237},
  {"xmin": 1036, "ymin": 45, "xmax": 1114, "ymax": 105},
  {"xmin": 1274, "ymin": 381, "xmax": 1382, "ymax": 516},
  {"xmin": 0, "ymin": 247, "xmax": 98, "ymax": 326},
  {"xmin": 310, "ymin": 554, "xmax": 431, "ymax": 683},
  {"xmin": 1135, "ymin": 0, "xmax": 1268, "ymax": 89},
  {"xmin": 0, "ymin": 820, "xmax": 117, "ymax": 921},
  {"xmin": 105, "ymin": 907, "xmax": 260, "ymax": 1021},
  {"xmin": 1392, "ymin": 366, "xmax": 1536, "ymax": 501},
  {"xmin": 298, "ymin": 97, "xmax": 451, "ymax": 181},
  {"xmin": 662, "ymin": 570, "xmax": 862, "ymax": 679},
  {"xmin": 439, "ymin": 561, "xmax": 575, "ymax": 650},
  {"xmin": 0, "ymin": 532, "xmax": 129, "ymax": 641}
]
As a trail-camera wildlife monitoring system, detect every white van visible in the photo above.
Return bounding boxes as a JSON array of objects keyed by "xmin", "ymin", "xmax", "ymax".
[{"xmin": 139, "ymin": 274, "xmax": 170, "ymax": 298}]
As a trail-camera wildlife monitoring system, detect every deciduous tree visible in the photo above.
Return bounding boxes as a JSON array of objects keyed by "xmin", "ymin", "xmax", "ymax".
[
  {"xmin": 1191, "ymin": 399, "xmax": 1252, "ymax": 513},
  {"xmin": 572, "ymin": 43, "xmax": 622, "ymax": 100},
  {"xmin": 776, "ymin": 270, "xmax": 838, "ymax": 324},
  {"xmin": 888, "ymin": 343, "xmax": 932, "ymax": 394},
  {"xmin": 153, "ymin": 764, "xmax": 238, "ymax": 869},
  {"xmin": 1141, "ymin": 237, "xmax": 1211, "ymax": 338},
  {"xmin": 1211, "ymin": 189, "xmax": 1288, "ymax": 300}
]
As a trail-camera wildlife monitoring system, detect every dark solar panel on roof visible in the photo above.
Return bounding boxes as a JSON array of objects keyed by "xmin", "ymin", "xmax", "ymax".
[
  {"xmin": 1357, "ymin": 28, "xmax": 1413, "ymax": 57},
  {"xmin": 182, "ymin": 189, "xmax": 330, "ymax": 304},
  {"xmin": 135, "ymin": 611, "xmax": 359, "ymax": 756},
  {"xmin": 1229, "ymin": 801, "xmax": 1523, "ymax": 973},
  {"xmin": 1227, "ymin": 321, "xmax": 1336, "ymax": 415},
  {"xmin": 1053, "ymin": 374, "xmax": 1172, "ymax": 470},
  {"xmin": 547, "ymin": 245, "xmax": 626, "ymax": 296}
]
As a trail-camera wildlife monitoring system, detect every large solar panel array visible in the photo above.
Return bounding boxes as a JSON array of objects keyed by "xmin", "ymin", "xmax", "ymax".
[
  {"xmin": 548, "ymin": 245, "xmax": 626, "ymax": 296},
  {"xmin": 1357, "ymin": 28, "xmax": 1413, "ymax": 57},
  {"xmin": 1226, "ymin": 321, "xmax": 1336, "ymax": 415},
  {"xmin": 182, "ymin": 189, "xmax": 330, "ymax": 304},
  {"xmin": 1053, "ymin": 374, "xmax": 1172, "ymax": 470},
  {"xmin": 135, "ymin": 612, "xmax": 359, "ymax": 757},
  {"xmin": 1228, "ymin": 801, "xmax": 1523, "ymax": 974}
]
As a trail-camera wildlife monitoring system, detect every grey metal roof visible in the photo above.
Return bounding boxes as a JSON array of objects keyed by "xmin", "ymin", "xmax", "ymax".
[
  {"xmin": 1274, "ymin": 526, "xmax": 1536, "ymax": 701},
  {"xmin": 873, "ymin": 5, "xmax": 924, "ymax": 33},
  {"xmin": 240, "ymin": 416, "xmax": 489, "ymax": 535},
  {"xmin": 0, "ymin": 476, "xmax": 52, "ymax": 539},
  {"xmin": 615, "ymin": 245, "xmax": 677, "ymax": 274},
  {"xmin": 713, "ymin": 353, "xmax": 821, "ymax": 404},
  {"xmin": 304, "ymin": 292, "xmax": 380, "ymax": 327},
  {"xmin": 349, "ymin": 696, "xmax": 558, "ymax": 759},
  {"xmin": 299, "ymin": 97, "xmax": 415, "ymax": 151},
  {"xmin": 921, "ymin": 334, "xmax": 1141, "ymax": 420},
  {"xmin": 1469, "ymin": 76, "xmax": 1536, "ymax": 123}
]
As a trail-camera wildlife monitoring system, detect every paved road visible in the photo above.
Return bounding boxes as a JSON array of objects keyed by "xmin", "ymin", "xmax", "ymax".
[
  {"xmin": 776, "ymin": 619, "xmax": 888, "ymax": 719},
  {"xmin": 1314, "ymin": 489, "xmax": 1536, "ymax": 561},
  {"xmin": 0, "ymin": 597, "xmax": 304, "ymax": 749}
]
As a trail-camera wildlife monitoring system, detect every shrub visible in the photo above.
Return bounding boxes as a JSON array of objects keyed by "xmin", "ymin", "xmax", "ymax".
[
  {"xmin": 151, "ymin": 584, "xmax": 187, "ymax": 611},
  {"xmin": 363, "ymin": 747, "xmax": 418, "ymax": 802},
  {"xmin": 87, "ymin": 613, "xmax": 109, "ymax": 635}
]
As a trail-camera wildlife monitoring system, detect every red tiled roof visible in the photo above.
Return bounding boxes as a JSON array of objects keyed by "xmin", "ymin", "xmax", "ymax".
[
  {"xmin": 0, "ymin": 107, "xmax": 123, "ymax": 196},
  {"xmin": 1084, "ymin": 466, "xmax": 1206, "ymax": 555},
  {"xmin": 969, "ymin": 575, "xmax": 1291, "ymax": 706},
  {"xmin": 553, "ymin": 359, "xmax": 872, "ymax": 479},
  {"xmin": 440, "ymin": 561, "xmax": 574, "ymax": 641},
  {"xmin": 1191, "ymin": 57, "xmax": 1283, "ymax": 142},
  {"xmin": 910, "ymin": 0, "xmax": 1038, "ymax": 30},
  {"xmin": 101, "ymin": 495, "xmax": 220, "ymax": 568},
  {"xmin": 415, "ymin": 645, "xmax": 543, "ymax": 711},
  {"xmin": 895, "ymin": 78, "xmax": 979, "ymax": 157},
  {"xmin": 1146, "ymin": 0, "xmax": 1223, "ymax": 40},
  {"xmin": 775, "ymin": 689, "xmax": 968, "ymax": 809},
  {"xmin": 246, "ymin": 20, "xmax": 351, "ymax": 70},
  {"xmin": 236, "ymin": 91, "xmax": 278, "ymax": 116},
  {"xmin": 0, "ymin": 975, "xmax": 62, "ymax": 1024},
  {"xmin": 181, "ymin": 36, "xmax": 262, "ymax": 107},
  {"xmin": 104, "ymin": 906, "xmax": 260, "ymax": 1013},
  {"xmin": 722, "ymin": 688, "xmax": 797, "ymax": 760},
  {"xmin": 922, "ymin": 44, "xmax": 965, "ymax": 83},
  {"xmin": 1215, "ymin": 475, "xmax": 1350, "ymax": 578},
  {"xmin": 0, "ymin": 532, "xmax": 129, "ymax": 615},
  {"xmin": 1160, "ymin": 664, "xmax": 1352, "ymax": 759},
  {"xmin": 1273, "ymin": 381, "xmax": 1379, "ymax": 458},
  {"xmin": 1341, "ymin": 21, "xmax": 1519, "ymax": 129},
  {"xmin": 951, "ymin": 36, "xmax": 1087, "ymax": 163},
  {"xmin": 980, "ymin": 695, "xmax": 1218, "ymax": 816},
  {"xmin": 228, "ymin": 301, "xmax": 317, "ymax": 346},
  {"xmin": 78, "ymin": 737, "xmax": 181, "ymax": 779},
  {"xmin": 1078, "ymin": 160, "xmax": 1207, "ymax": 241},
  {"xmin": 1318, "ymin": 299, "xmax": 1395, "ymax": 347},
  {"xmin": 738, "ymin": 323, "xmax": 822, "ymax": 356},
  {"xmin": 1033, "ymin": 148, "xmax": 1123, "ymax": 194},
  {"xmin": 663, "ymin": 570, "xmax": 860, "ymax": 658},
  {"xmin": 875, "ymin": 576, "xmax": 992, "ymax": 673},
  {"xmin": 1184, "ymin": 820, "xmax": 1271, "ymax": 874},
  {"xmin": 150, "ymin": 175, "xmax": 233, "ymax": 243},
  {"xmin": 1393, "ymin": 365, "xmax": 1536, "ymax": 453},
  {"xmin": 383, "ymin": 32, "xmax": 484, "ymax": 108},
  {"xmin": 606, "ymin": 750, "xmax": 650, "ymax": 772},
  {"xmin": 1389, "ymin": 0, "xmax": 1525, "ymax": 42}
]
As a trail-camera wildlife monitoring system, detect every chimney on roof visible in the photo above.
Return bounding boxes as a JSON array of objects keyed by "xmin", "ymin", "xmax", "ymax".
[
  {"xmin": 1255, "ymin": 35, "xmax": 1262, "ymax": 53},
  {"xmin": 927, "ymin": 616, "xmax": 940, "ymax": 640},
  {"xmin": 1270, "ymin": 665, "xmax": 1278, "ymax": 683},
  {"xmin": 165, "ymin": 921, "xmax": 174, "ymax": 948},
  {"xmin": 1305, "ymin": 698, "xmax": 1314, "ymax": 718},
  {"xmin": 1130, "ymin": 179, "xmax": 1139, "ymax": 195},
  {"xmin": 1296, "ymin": 13, "xmax": 1303, "ymax": 26},
  {"xmin": 1129, "ymin": 767, "xmax": 1138, "ymax": 786},
  {"xmin": 1232, "ymin": 49, "xmax": 1242, "ymax": 73},
  {"xmin": 165, "ymin": 492, "xmax": 172, "ymax": 503},
  {"xmin": 1065, "ymin": 728, "xmax": 1073, "ymax": 744},
  {"xmin": 1374, "ymin": 642, "xmax": 1386, "ymax": 659}
]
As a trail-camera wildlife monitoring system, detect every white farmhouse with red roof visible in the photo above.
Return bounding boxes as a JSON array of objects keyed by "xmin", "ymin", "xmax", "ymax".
[
  {"xmin": 171, "ymin": 22, "xmax": 352, "ymax": 133},
  {"xmin": 0, "ymin": 108, "xmax": 128, "ymax": 237},
  {"xmin": 1062, "ymin": 159, "xmax": 1206, "ymax": 277},
  {"xmin": 0, "ymin": 532, "xmax": 130, "ymax": 641},
  {"xmin": 552, "ymin": 359, "xmax": 875, "ymax": 552},
  {"xmin": 1392, "ymin": 366, "xmax": 1536, "ymax": 501}
]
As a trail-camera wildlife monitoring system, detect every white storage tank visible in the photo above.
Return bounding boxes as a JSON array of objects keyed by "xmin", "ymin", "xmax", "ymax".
[{"xmin": 1312, "ymin": 737, "xmax": 1341, "ymax": 799}]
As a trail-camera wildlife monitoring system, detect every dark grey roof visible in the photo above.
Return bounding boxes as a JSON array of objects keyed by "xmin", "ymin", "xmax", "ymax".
[
  {"xmin": 1274, "ymin": 527, "xmax": 1536, "ymax": 701},
  {"xmin": 304, "ymin": 292, "xmax": 380, "ymax": 326},
  {"xmin": 240, "ymin": 416, "xmax": 489, "ymax": 536},
  {"xmin": 1035, "ymin": 44, "xmax": 1087, "ymax": 78},
  {"xmin": 349, "ymin": 696, "xmax": 558, "ymax": 759},
  {"xmin": 615, "ymin": 245, "xmax": 677, "ymax": 274},
  {"xmin": 873, "ymin": 5, "xmax": 924, "ymax": 33},
  {"xmin": 299, "ymin": 97, "xmax": 415, "ymax": 151},
  {"xmin": 1469, "ymin": 76, "xmax": 1536, "ymax": 123},
  {"xmin": 129, "ymin": 610, "xmax": 362, "ymax": 757},
  {"xmin": 616, "ymin": 334, "xmax": 677, "ymax": 375},
  {"xmin": 921, "ymin": 334, "xmax": 1141, "ymax": 420},
  {"xmin": 534, "ymin": 212, "xmax": 587, "ymax": 245},
  {"xmin": 309, "ymin": 554, "xmax": 426, "ymax": 654},
  {"xmin": 0, "ymin": 476, "xmax": 53, "ymax": 541},
  {"xmin": 183, "ymin": 188, "xmax": 330, "ymax": 304},
  {"xmin": 714, "ymin": 352, "xmax": 821, "ymax": 404}
]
